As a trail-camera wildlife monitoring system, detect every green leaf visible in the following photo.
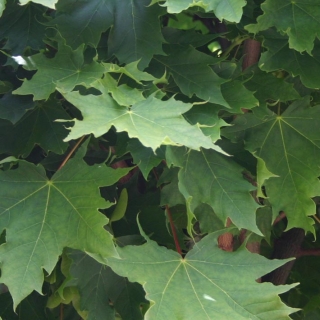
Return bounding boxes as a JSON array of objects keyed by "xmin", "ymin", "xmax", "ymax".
[
  {"xmin": 0, "ymin": 93, "xmax": 35, "ymax": 124},
  {"xmin": 0, "ymin": 142, "xmax": 131, "ymax": 307},
  {"xmin": 242, "ymin": 66, "xmax": 300, "ymax": 107},
  {"xmin": 166, "ymin": 147, "xmax": 261, "ymax": 234},
  {"xmin": 223, "ymin": 98, "xmax": 320, "ymax": 233},
  {"xmin": 94, "ymin": 73, "xmax": 145, "ymax": 107},
  {"xmin": 0, "ymin": 0, "xmax": 6, "ymax": 17},
  {"xmin": 13, "ymin": 39, "xmax": 105, "ymax": 100},
  {"xmin": 107, "ymin": 230, "xmax": 297, "ymax": 319},
  {"xmin": 127, "ymin": 139, "xmax": 164, "ymax": 180},
  {"xmin": 108, "ymin": 0, "xmax": 165, "ymax": 70},
  {"xmin": 60, "ymin": 91, "xmax": 225, "ymax": 152},
  {"xmin": 50, "ymin": 0, "xmax": 115, "ymax": 49},
  {"xmin": 0, "ymin": 1, "xmax": 47, "ymax": 55},
  {"xmin": 246, "ymin": 0, "xmax": 320, "ymax": 54},
  {"xmin": 19, "ymin": 0, "xmax": 58, "ymax": 8},
  {"xmin": 11, "ymin": 98, "xmax": 70, "ymax": 156},
  {"xmin": 66, "ymin": 249, "xmax": 146, "ymax": 320},
  {"xmin": 104, "ymin": 61, "xmax": 157, "ymax": 84},
  {"xmin": 152, "ymin": 0, "xmax": 246, "ymax": 22},
  {"xmin": 155, "ymin": 45, "xmax": 229, "ymax": 107},
  {"xmin": 111, "ymin": 188, "xmax": 128, "ymax": 222},
  {"xmin": 258, "ymin": 30, "xmax": 320, "ymax": 89}
]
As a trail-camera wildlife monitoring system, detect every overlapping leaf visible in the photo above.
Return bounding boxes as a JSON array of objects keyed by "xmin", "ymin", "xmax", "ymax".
[
  {"xmin": 0, "ymin": 0, "xmax": 47, "ymax": 55},
  {"xmin": 258, "ymin": 30, "xmax": 320, "ymax": 89},
  {"xmin": 60, "ymin": 90, "xmax": 224, "ymax": 152},
  {"xmin": 50, "ymin": 0, "xmax": 115, "ymax": 49},
  {"xmin": 13, "ymin": 39, "xmax": 105, "ymax": 100},
  {"xmin": 155, "ymin": 45, "xmax": 228, "ymax": 107},
  {"xmin": 107, "ymin": 230, "xmax": 297, "ymax": 319},
  {"xmin": 223, "ymin": 98, "xmax": 320, "ymax": 233},
  {"xmin": 108, "ymin": 0, "xmax": 164, "ymax": 70},
  {"xmin": 151, "ymin": 0, "xmax": 246, "ymax": 22},
  {"xmin": 166, "ymin": 147, "xmax": 261, "ymax": 234},
  {"xmin": 0, "ymin": 143, "xmax": 131, "ymax": 307},
  {"xmin": 246, "ymin": 0, "xmax": 320, "ymax": 54},
  {"xmin": 65, "ymin": 249, "xmax": 146, "ymax": 320},
  {"xmin": 19, "ymin": 0, "xmax": 58, "ymax": 8}
]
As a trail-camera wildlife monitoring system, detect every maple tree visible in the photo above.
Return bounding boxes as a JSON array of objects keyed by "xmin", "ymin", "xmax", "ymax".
[{"xmin": 0, "ymin": 0, "xmax": 320, "ymax": 319}]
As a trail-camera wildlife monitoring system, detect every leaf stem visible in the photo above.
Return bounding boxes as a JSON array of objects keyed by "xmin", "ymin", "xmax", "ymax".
[{"xmin": 57, "ymin": 136, "xmax": 86, "ymax": 171}]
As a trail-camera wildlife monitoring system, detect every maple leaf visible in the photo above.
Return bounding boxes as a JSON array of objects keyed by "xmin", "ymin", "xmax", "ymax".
[
  {"xmin": 246, "ymin": 0, "xmax": 320, "ymax": 54},
  {"xmin": 155, "ymin": 45, "xmax": 228, "ymax": 107},
  {"xmin": 258, "ymin": 30, "xmax": 320, "ymax": 89},
  {"xmin": 166, "ymin": 147, "xmax": 261, "ymax": 234},
  {"xmin": 0, "ymin": 142, "xmax": 131, "ymax": 307},
  {"xmin": 223, "ymin": 98, "xmax": 320, "ymax": 233},
  {"xmin": 151, "ymin": 0, "xmax": 246, "ymax": 22},
  {"xmin": 59, "ymin": 90, "xmax": 225, "ymax": 153},
  {"xmin": 0, "ymin": 1, "xmax": 47, "ymax": 55},
  {"xmin": 107, "ymin": 229, "xmax": 297, "ymax": 320},
  {"xmin": 19, "ymin": 0, "xmax": 58, "ymax": 9},
  {"xmin": 63, "ymin": 249, "xmax": 146, "ymax": 320},
  {"xmin": 50, "ymin": 0, "xmax": 115, "ymax": 49},
  {"xmin": 108, "ymin": 0, "xmax": 165, "ymax": 70},
  {"xmin": 13, "ymin": 39, "xmax": 105, "ymax": 100}
]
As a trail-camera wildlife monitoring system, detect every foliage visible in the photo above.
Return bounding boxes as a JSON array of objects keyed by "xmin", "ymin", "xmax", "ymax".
[{"xmin": 0, "ymin": 0, "xmax": 320, "ymax": 319}]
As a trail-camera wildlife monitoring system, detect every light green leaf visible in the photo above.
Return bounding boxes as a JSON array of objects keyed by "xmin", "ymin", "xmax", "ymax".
[
  {"xmin": 166, "ymin": 146, "xmax": 261, "ymax": 234},
  {"xmin": 60, "ymin": 91, "xmax": 225, "ymax": 152},
  {"xmin": 0, "ymin": 142, "xmax": 131, "ymax": 307},
  {"xmin": 258, "ymin": 30, "xmax": 320, "ymax": 89},
  {"xmin": 13, "ymin": 40, "xmax": 105, "ymax": 100},
  {"xmin": 245, "ymin": 0, "xmax": 320, "ymax": 54},
  {"xmin": 94, "ymin": 73, "xmax": 145, "ymax": 107},
  {"xmin": 155, "ymin": 45, "xmax": 228, "ymax": 107},
  {"xmin": 108, "ymin": 0, "xmax": 165, "ymax": 69},
  {"xmin": 111, "ymin": 188, "xmax": 128, "ymax": 222},
  {"xmin": 152, "ymin": 0, "xmax": 245, "ymax": 22},
  {"xmin": 50, "ymin": 0, "xmax": 115, "ymax": 49},
  {"xmin": 66, "ymin": 249, "xmax": 146, "ymax": 320},
  {"xmin": 223, "ymin": 98, "xmax": 320, "ymax": 233},
  {"xmin": 107, "ymin": 230, "xmax": 297, "ymax": 319},
  {"xmin": 255, "ymin": 156, "xmax": 278, "ymax": 198},
  {"xmin": 19, "ymin": 0, "xmax": 58, "ymax": 8},
  {"xmin": 0, "ymin": 0, "xmax": 6, "ymax": 17},
  {"xmin": 104, "ymin": 61, "xmax": 157, "ymax": 84}
]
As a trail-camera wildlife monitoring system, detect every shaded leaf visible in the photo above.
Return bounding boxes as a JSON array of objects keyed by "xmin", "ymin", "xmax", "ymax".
[
  {"xmin": 258, "ymin": 30, "xmax": 320, "ymax": 89},
  {"xmin": 127, "ymin": 139, "xmax": 164, "ymax": 180},
  {"xmin": 155, "ymin": 45, "xmax": 228, "ymax": 107},
  {"xmin": 0, "ymin": 142, "xmax": 131, "ymax": 307},
  {"xmin": 50, "ymin": 0, "xmax": 115, "ymax": 49},
  {"xmin": 60, "ymin": 91, "xmax": 224, "ymax": 152},
  {"xmin": 246, "ymin": 0, "xmax": 320, "ymax": 54},
  {"xmin": 107, "ymin": 230, "xmax": 297, "ymax": 319},
  {"xmin": 0, "ymin": 1, "xmax": 47, "ymax": 55},
  {"xmin": 108, "ymin": 0, "xmax": 165, "ymax": 70},
  {"xmin": 223, "ymin": 98, "xmax": 320, "ymax": 233},
  {"xmin": 66, "ymin": 249, "xmax": 146, "ymax": 320},
  {"xmin": 166, "ymin": 146, "xmax": 261, "ymax": 234},
  {"xmin": 13, "ymin": 39, "xmax": 105, "ymax": 100},
  {"xmin": 0, "ymin": 93, "xmax": 35, "ymax": 124}
]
